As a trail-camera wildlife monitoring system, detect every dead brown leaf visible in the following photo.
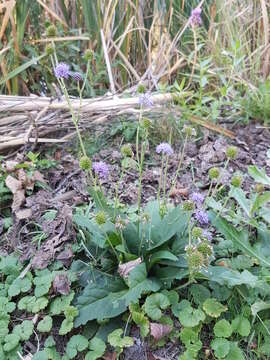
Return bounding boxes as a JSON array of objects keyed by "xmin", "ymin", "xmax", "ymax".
[
  {"xmin": 118, "ymin": 258, "xmax": 142, "ymax": 278},
  {"xmin": 53, "ymin": 274, "xmax": 70, "ymax": 295},
  {"xmin": 15, "ymin": 208, "xmax": 32, "ymax": 220},
  {"xmin": 103, "ymin": 352, "xmax": 117, "ymax": 360},
  {"xmin": 150, "ymin": 322, "xmax": 172, "ymax": 341},
  {"xmin": 56, "ymin": 246, "xmax": 73, "ymax": 267},
  {"xmin": 12, "ymin": 189, "xmax": 25, "ymax": 212},
  {"xmin": 169, "ymin": 187, "xmax": 189, "ymax": 198},
  {"xmin": 5, "ymin": 175, "xmax": 22, "ymax": 194},
  {"xmin": 5, "ymin": 160, "xmax": 18, "ymax": 172}
]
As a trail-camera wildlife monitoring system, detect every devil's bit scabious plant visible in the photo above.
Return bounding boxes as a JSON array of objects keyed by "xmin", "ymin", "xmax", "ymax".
[
  {"xmin": 156, "ymin": 142, "xmax": 173, "ymax": 209},
  {"xmin": 195, "ymin": 209, "xmax": 209, "ymax": 226},
  {"xmin": 191, "ymin": 192, "xmax": 204, "ymax": 206},
  {"xmin": 156, "ymin": 143, "xmax": 174, "ymax": 156},
  {"xmin": 54, "ymin": 62, "xmax": 70, "ymax": 79},
  {"xmin": 138, "ymin": 92, "xmax": 154, "ymax": 108}
]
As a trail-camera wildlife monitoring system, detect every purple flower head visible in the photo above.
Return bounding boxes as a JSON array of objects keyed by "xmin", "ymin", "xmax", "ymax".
[
  {"xmin": 54, "ymin": 62, "xmax": 70, "ymax": 79},
  {"xmin": 203, "ymin": 230, "xmax": 212, "ymax": 241},
  {"xmin": 190, "ymin": 7, "xmax": 202, "ymax": 27},
  {"xmin": 195, "ymin": 210, "xmax": 209, "ymax": 226},
  {"xmin": 92, "ymin": 161, "xmax": 109, "ymax": 179},
  {"xmin": 138, "ymin": 92, "xmax": 154, "ymax": 108},
  {"xmin": 191, "ymin": 192, "xmax": 204, "ymax": 206},
  {"xmin": 70, "ymin": 72, "xmax": 83, "ymax": 81},
  {"xmin": 156, "ymin": 142, "xmax": 174, "ymax": 156}
]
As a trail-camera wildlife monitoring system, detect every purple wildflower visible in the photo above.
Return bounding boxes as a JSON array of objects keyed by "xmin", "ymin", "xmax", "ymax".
[
  {"xmin": 54, "ymin": 62, "xmax": 70, "ymax": 79},
  {"xmin": 70, "ymin": 72, "xmax": 83, "ymax": 81},
  {"xmin": 195, "ymin": 210, "xmax": 209, "ymax": 226},
  {"xmin": 138, "ymin": 92, "xmax": 154, "ymax": 107},
  {"xmin": 92, "ymin": 161, "xmax": 109, "ymax": 179},
  {"xmin": 190, "ymin": 7, "xmax": 202, "ymax": 27},
  {"xmin": 203, "ymin": 230, "xmax": 212, "ymax": 241},
  {"xmin": 191, "ymin": 192, "xmax": 204, "ymax": 206},
  {"xmin": 156, "ymin": 142, "xmax": 174, "ymax": 156}
]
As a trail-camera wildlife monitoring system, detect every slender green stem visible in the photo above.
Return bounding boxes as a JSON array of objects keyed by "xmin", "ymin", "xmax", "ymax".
[
  {"xmin": 170, "ymin": 135, "xmax": 188, "ymax": 193},
  {"xmin": 162, "ymin": 155, "xmax": 169, "ymax": 207},
  {"xmin": 157, "ymin": 153, "xmax": 164, "ymax": 207},
  {"xmin": 213, "ymin": 159, "xmax": 229, "ymax": 196},
  {"xmin": 113, "ymin": 167, "xmax": 125, "ymax": 220}
]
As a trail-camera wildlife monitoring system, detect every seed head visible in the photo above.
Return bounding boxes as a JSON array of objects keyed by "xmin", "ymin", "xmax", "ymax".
[
  {"xmin": 121, "ymin": 144, "xmax": 133, "ymax": 158},
  {"xmin": 187, "ymin": 250, "xmax": 204, "ymax": 271},
  {"xmin": 209, "ymin": 167, "xmax": 220, "ymax": 180},
  {"xmin": 183, "ymin": 200, "xmax": 195, "ymax": 211},
  {"xmin": 231, "ymin": 175, "xmax": 242, "ymax": 188},
  {"xmin": 183, "ymin": 125, "xmax": 196, "ymax": 138},
  {"xmin": 192, "ymin": 226, "xmax": 203, "ymax": 239},
  {"xmin": 70, "ymin": 72, "xmax": 83, "ymax": 81},
  {"xmin": 95, "ymin": 211, "xmax": 107, "ymax": 225},
  {"xmin": 156, "ymin": 142, "xmax": 174, "ymax": 156},
  {"xmin": 197, "ymin": 241, "xmax": 213, "ymax": 257},
  {"xmin": 137, "ymin": 84, "xmax": 146, "ymax": 94},
  {"xmin": 79, "ymin": 156, "xmax": 92, "ymax": 170},
  {"xmin": 46, "ymin": 25, "xmax": 57, "ymax": 37},
  {"xmin": 226, "ymin": 146, "xmax": 238, "ymax": 160},
  {"xmin": 140, "ymin": 117, "xmax": 152, "ymax": 129},
  {"xmin": 254, "ymin": 183, "xmax": 264, "ymax": 193},
  {"xmin": 84, "ymin": 49, "xmax": 93, "ymax": 61}
]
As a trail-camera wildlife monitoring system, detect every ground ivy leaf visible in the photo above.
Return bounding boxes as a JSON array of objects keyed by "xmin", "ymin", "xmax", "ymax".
[
  {"xmin": 203, "ymin": 298, "xmax": 227, "ymax": 318},
  {"xmin": 214, "ymin": 319, "xmax": 232, "ymax": 338},
  {"xmin": 108, "ymin": 328, "xmax": 134, "ymax": 349},
  {"xmin": 13, "ymin": 320, "xmax": 34, "ymax": 341},
  {"xmin": 33, "ymin": 273, "xmax": 53, "ymax": 297},
  {"xmin": 180, "ymin": 328, "xmax": 199, "ymax": 347},
  {"xmin": 49, "ymin": 291, "xmax": 74, "ymax": 315},
  {"xmin": 44, "ymin": 336, "xmax": 55, "ymax": 348},
  {"xmin": 232, "ymin": 316, "xmax": 251, "ymax": 337},
  {"xmin": 131, "ymin": 311, "xmax": 149, "ymax": 337},
  {"xmin": 3, "ymin": 333, "xmax": 20, "ymax": 352},
  {"xmin": 0, "ymin": 297, "xmax": 16, "ymax": 313},
  {"xmin": 32, "ymin": 350, "xmax": 49, "ymax": 360},
  {"xmin": 178, "ymin": 306, "xmax": 205, "ymax": 328},
  {"xmin": 59, "ymin": 318, "xmax": 74, "ymax": 336},
  {"xmin": 8, "ymin": 278, "xmax": 32, "ymax": 298},
  {"xmin": 66, "ymin": 335, "xmax": 88, "ymax": 359},
  {"xmin": 189, "ymin": 284, "xmax": 211, "ymax": 306},
  {"xmin": 37, "ymin": 316, "xmax": 53, "ymax": 333},
  {"xmin": 211, "ymin": 338, "xmax": 230, "ymax": 358},
  {"xmin": 225, "ymin": 342, "xmax": 245, "ymax": 360},
  {"xmin": 143, "ymin": 293, "xmax": 170, "ymax": 320},
  {"xmin": 85, "ymin": 337, "xmax": 106, "ymax": 360}
]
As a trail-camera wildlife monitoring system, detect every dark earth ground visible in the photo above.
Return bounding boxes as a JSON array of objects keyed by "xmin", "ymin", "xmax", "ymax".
[{"xmin": 1, "ymin": 120, "xmax": 270, "ymax": 359}]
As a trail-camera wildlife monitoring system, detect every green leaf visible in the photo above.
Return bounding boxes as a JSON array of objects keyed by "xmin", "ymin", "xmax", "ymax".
[
  {"xmin": 73, "ymin": 214, "xmax": 107, "ymax": 248},
  {"xmin": 225, "ymin": 342, "xmax": 245, "ymax": 360},
  {"xmin": 33, "ymin": 272, "xmax": 53, "ymax": 297},
  {"xmin": 131, "ymin": 310, "xmax": 149, "ymax": 337},
  {"xmin": 203, "ymin": 298, "xmax": 227, "ymax": 318},
  {"xmin": 0, "ymin": 255, "xmax": 22, "ymax": 276},
  {"xmin": 231, "ymin": 316, "xmax": 250, "ymax": 337},
  {"xmin": 248, "ymin": 166, "xmax": 270, "ymax": 186},
  {"xmin": 0, "ymin": 297, "xmax": 16, "ymax": 313},
  {"xmin": 0, "ymin": 320, "xmax": 9, "ymax": 339},
  {"xmin": 229, "ymin": 187, "xmax": 250, "ymax": 216},
  {"xmin": 64, "ymin": 306, "xmax": 78, "ymax": 321},
  {"xmin": 251, "ymin": 301, "xmax": 270, "ymax": 316},
  {"xmin": 205, "ymin": 266, "xmax": 258, "ymax": 287},
  {"xmin": 18, "ymin": 296, "xmax": 48, "ymax": 313},
  {"xmin": 211, "ymin": 338, "xmax": 230, "ymax": 359},
  {"xmin": 189, "ymin": 284, "xmax": 211, "ymax": 306},
  {"xmin": 251, "ymin": 192, "xmax": 270, "ymax": 215},
  {"xmin": 178, "ymin": 306, "xmax": 205, "ymax": 328},
  {"xmin": 108, "ymin": 329, "xmax": 133, "ymax": 350},
  {"xmin": 37, "ymin": 316, "xmax": 53, "ymax": 333},
  {"xmin": 49, "ymin": 291, "xmax": 75, "ymax": 315},
  {"xmin": 0, "ymin": 54, "xmax": 47, "ymax": 85},
  {"xmin": 66, "ymin": 335, "xmax": 88, "ymax": 359},
  {"xmin": 214, "ymin": 319, "xmax": 232, "ymax": 338},
  {"xmin": 209, "ymin": 212, "xmax": 270, "ymax": 267},
  {"xmin": 180, "ymin": 328, "xmax": 200, "ymax": 348},
  {"xmin": 144, "ymin": 293, "xmax": 170, "ymax": 320},
  {"xmin": 59, "ymin": 318, "xmax": 74, "ymax": 336},
  {"xmin": 85, "ymin": 337, "xmax": 106, "ymax": 360},
  {"xmin": 13, "ymin": 320, "xmax": 34, "ymax": 341},
  {"xmin": 3, "ymin": 334, "xmax": 20, "ymax": 352},
  {"xmin": 44, "ymin": 336, "xmax": 56, "ymax": 348},
  {"xmin": 8, "ymin": 277, "xmax": 32, "ymax": 298},
  {"xmin": 148, "ymin": 250, "xmax": 178, "ymax": 268},
  {"xmin": 32, "ymin": 350, "xmax": 49, "ymax": 360}
]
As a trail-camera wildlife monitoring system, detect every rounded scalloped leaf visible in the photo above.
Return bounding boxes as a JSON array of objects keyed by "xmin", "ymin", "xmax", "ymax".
[
  {"xmin": 3, "ymin": 333, "xmax": 20, "ymax": 352},
  {"xmin": 144, "ymin": 293, "xmax": 170, "ymax": 321},
  {"xmin": 203, "ymin": 298, "xmax": 227, "ymax": 318},
  {"xmin": 59, "ymin": 318, "xmax": 73, "ymax": 335},
  {"xmin": 189, "ymin": 284, "xmax": 211, "ymax": 306},
  {"xmin": 214, "ymin": 319, "xmax": 232, "ymax": 338},
  {"xmin": 66, "ymin": 335, "xmax": 88, "ymax": 359},
  {"xmin": 231, "ymin": 316, "xmax": 251, "ymax": 337},
  {"xmin": 13, "ymin": 320, "xmax": 34, "ymax": 341},
  {"xmin": 108, "ymin": 329, "xmax": 134, "ymax": 349},
  {"xmin": 211, "ymin": 338, "xmax": 230, "ymax": 359},
  {"xmin": 180, "ymin": 328, "xmax": 199, "ymax": 347},
  {"xmin": 178, "ymin": 306, "xmax": 205, "ymax": 328},
  {"xmin": 225, "ymin": 342, "xmax": 245, "ymax": 360},
  {"xmin": 37, "ymin": 316, "xmax": 53, "ymax": 333},
  {"xmin": 8, "ymin": 278, "xmax": 32, "ymax": 298},
  {"xmin": 85, "ymin": 337, "xmax": 106, "ymax": 360}
]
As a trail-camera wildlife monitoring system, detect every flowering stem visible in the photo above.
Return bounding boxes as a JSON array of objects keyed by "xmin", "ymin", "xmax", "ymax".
[
  {"xmin": 113, "ymin": 167, "xmax": 124, "ymax": 221},
  {"xmin": 188, "ymin": 212, "xmax": 192, "ymax": 247},
  {"xmin": 162, "ymin": 155, "xmax": 169, "ymax": 207},
  {"xmin": 213, "ymin": 159, "xmax": 229, "ymax": 196},
  {"xmin": 157, "ymin": 153, "xmax": 164, "ymax": 207},
  {"xmin": 170, "ymin": 135, "xmax": 188, "ymax": 194}
]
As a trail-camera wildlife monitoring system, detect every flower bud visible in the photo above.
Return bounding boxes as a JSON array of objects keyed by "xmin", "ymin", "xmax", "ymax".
[
  {"xmin": 254, "ymin": 183, "xmax": 264, "ymax": 193},
  {"xmin": 121, "ymin": 144, "xmax": 133, "ymax": 158},
  {"xmin": 183, "ymin": 200, "xmax": 195, "ymax": 211},
  {"xmin": 226, "ymin": 146, "xmax": 238, "ymax": 160},
  {"xmin": 231, "ymin": 175, "xmax": 242, "ymax": 188},
  {"xmin": 45, "ymin": 45, "xmax": 54, "ymax": 56},
  {"xmin": 79, "ymin": 156, "xmax": 92, "ymax": 170},
  {"xmin": 140, "ymin": 117, "xmax": 152, "ymax": 129},
  {"xmin": 183, "ymin": 125, "xmax": 196, "ymax": 138},
  {"xmin": 208, "ymin": 167, "xmax": 220, "ymax": 180},
  {"xmin": 137, "ymin": 84, "xmax": 145, "ymax": 94},
  {"xmin": 46, "ymin": 25, "xmax": 57, "ymax": 37},
  {"xmin": 84, "ymin": 49, "xmax": 93, "ymax": 61},
  {"xmin": 187, "ymin": 250, "xmax": 204, "ymax": 271},
  {"xmin": 95, "ymin": 211, "xmax": 107, "ymax": 225},
  {"xmin": 197, "ymin": 241, "xmax": 213, "ymax": 257}
]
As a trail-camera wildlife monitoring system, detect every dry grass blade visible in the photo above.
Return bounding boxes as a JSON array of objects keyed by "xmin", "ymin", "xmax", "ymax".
[
  {"xmin": 0, "ymin": 0, "xmax": 15, "ymax": 40},
  {"xmin": 189, "ymin": 115, "xmax": 236, "ymax": 139},
  {"xmin": 36, "ymin": 0, "xmax": 68, "ymax": 28},
  {"xmin": 260, "ymin": 0, "xmax": 270, "ymax": 78}
]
